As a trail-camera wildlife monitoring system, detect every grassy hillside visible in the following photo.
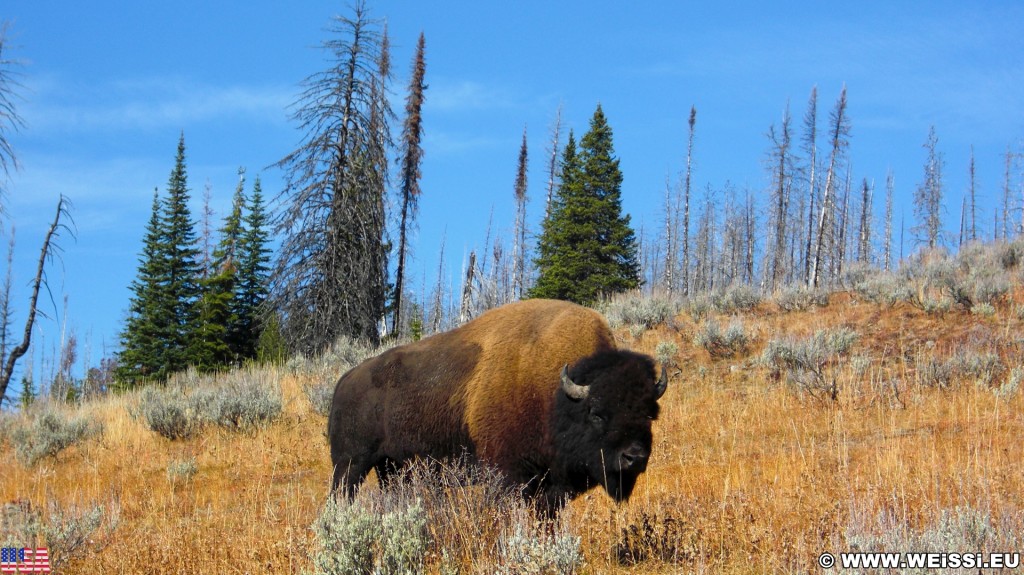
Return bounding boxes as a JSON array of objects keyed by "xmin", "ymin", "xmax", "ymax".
[{"xmin": 3, "ymin": 248, "xmax": 1024, "ymax": 573}]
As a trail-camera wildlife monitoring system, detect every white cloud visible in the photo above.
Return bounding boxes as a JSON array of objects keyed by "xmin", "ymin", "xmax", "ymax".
[
  {"xmin": 22, "ymin": 75, "xmax": 293, "ymax": 133},
  {"xmin": 426, "ymin": 79, "xmax": 517, "ymax": 113}
]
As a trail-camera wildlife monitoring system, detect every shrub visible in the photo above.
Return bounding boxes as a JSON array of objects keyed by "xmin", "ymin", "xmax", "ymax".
[
  {"xmin": 844, "ymin": 504, "xmax": 1018, "ymax": 568},
  {"xmin": 304, "ymin": 377, "xmax": 335, "ymax": 417},
  {"xmin": 694, "ymin": 318, "xmax": 750, "ymax": 359},
  {"xmin": 971, "ymin": 302, "xmax": 997, "ymax": 317},
  {"xmin": 654, "ymin": 341, "xmax": 679, "ymax": 366},
  {"xmin": 995, "ymin": 367, "xmax": 1023, "ymax": 398},
  {"xmin": 2, "ymin": 499, "xmax": 120, "ymax": 571},
  {"xmin": 760, "ymin": 328, "xmax": 858, "ymax": 401},
  {"xmin": 773, "ymin": 285, "xmax": 830, "ymax": 312},
  {"xmin": 616, "ymin": 497, "xmax": 702, "ymax": 565},
  {"xmin": 849, "ymin": 270, "xmax": 912, "ymax": 306},
  {"xmin": 9, "ymin": 405, "xmax": 103, "ymax": 466},
  {"xmin": 602, "ymin": 293, "xmax": 678, "ymax": 331},
  {"xmin": 135, "ymin": 368, "xmax": 283, "ymax": 438},
  {"xmin": 167, "ymin": 457, "xmax": 198, "ymax": 484},
  {"xmin": 42, "ymin": 501, "xmax": 120, "ymax": 572},
  {"xmin": 307, "ymin": 496, "xmax": 428, "ymax": 575},
  {"xmin": 497, "ymin": 523, "xmax": 583, "ymax": 575},
  {"xmin": 137, "ymin": 387, "xmax": 200, "ymax": 440},
  {"xmin": 308, "ymin": 497, "xmax": 379, "ymax": 575},
  {"xmin": 715, "ymin": 284, "xmax": 762, "ymax": 313},
  {"xmin": 191, "ymin": 370, "xmax": 282, "ymax": 431}
]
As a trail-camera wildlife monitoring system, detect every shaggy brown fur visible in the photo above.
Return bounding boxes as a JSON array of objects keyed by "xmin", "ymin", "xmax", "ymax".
[{"xmin": 328, "ymin": 299, "xmax": 661, "ymax": 505}]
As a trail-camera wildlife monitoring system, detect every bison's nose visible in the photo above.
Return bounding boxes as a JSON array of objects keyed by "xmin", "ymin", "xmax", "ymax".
[{"xmin": 619, "ymin": 443, "xmax": 649, "ymax": 471}]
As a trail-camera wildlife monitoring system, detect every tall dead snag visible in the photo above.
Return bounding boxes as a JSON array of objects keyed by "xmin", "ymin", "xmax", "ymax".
[
  {"xmin": 543, "ymin": 105, "xmax": 562, "ymax": 221},
  {"xmin": 884, "ymin": 170, "xmax": 894, "ymax": 270},
  {"xmin": 968, "ymin": 146, "xmax": 978, "ymax": 242},
  {"xmin": 801, "ymin": 86, "xmax": 818, "ymax": 285},
  {"xmin": 271, "ymin": 2, "xmax": 392, "ymax": 353},
  {"xmin": 393, "ymin": 32, "xmax": 427, "ymax": 336},
  {"xmin": 512, "ymin": 128, "xmax": 528, "ymax": 300},
  {"xmin": 681, "ymin": 106, "xmax": 696, "ymax": 296},
  {"xmin": 459, "ymin": 250, "xmax": 476, "ymax": 324},
  {"xmin": 912, "ymin": 126, "xmax": 944, "ymax": 249},
  {"xmin": 809, "ymin": 85, "xmax": 849, "ymax": 288},
  {"xmin": 765, "ymin": 103, "xmax": 792, "ymax": 293},
  {"xmin": 0, "ymin": 195, "xmax": 72, "ymax": 404},
  {"xmin": 857, "ymin": 178, "xmax": 872, "ymax": 263}
]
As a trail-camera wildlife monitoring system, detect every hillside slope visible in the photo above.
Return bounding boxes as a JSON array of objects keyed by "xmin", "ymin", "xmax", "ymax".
[{"xmin": 3, "ymin": 282, "xmax": 1024, "ymax": 573}]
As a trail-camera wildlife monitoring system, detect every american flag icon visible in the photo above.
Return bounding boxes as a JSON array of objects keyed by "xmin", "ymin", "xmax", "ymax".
[{"xmin": 0, "ymin": 548, "xmax": 50, "ymax": 574}]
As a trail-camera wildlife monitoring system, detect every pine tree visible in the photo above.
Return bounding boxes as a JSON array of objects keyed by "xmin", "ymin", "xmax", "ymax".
[
  {"xmin": 161, "ymin": 134, "xmax": 203, "ymax": 373},
  {"xmin": 530, "ymin": 105, "xmax": 640, "ymax": 304},
  {"xmin": 117, "ymin": 189, "xmax": 169, "ymax": 384},
  {"xmin": 235, "ymin": 176, "xmax": 271, "ymax": 360},
  {"xmin": 190, "ymin": 170, "xmax": 245, "ymax": 370},
  {"xmin": 117, "ymin": 135, "xmax": 203, "ymax": 384}
]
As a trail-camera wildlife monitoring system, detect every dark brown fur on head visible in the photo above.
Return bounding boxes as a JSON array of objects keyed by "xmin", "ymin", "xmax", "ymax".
[{"xmin": 550, "ymin": 350, "xmax": 662, "ymax": 503}]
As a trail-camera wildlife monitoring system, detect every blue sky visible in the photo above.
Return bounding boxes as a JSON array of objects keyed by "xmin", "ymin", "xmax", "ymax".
[{"xmin": 2, "ymin": 2, "xmax": 1023, "ymax": 389}]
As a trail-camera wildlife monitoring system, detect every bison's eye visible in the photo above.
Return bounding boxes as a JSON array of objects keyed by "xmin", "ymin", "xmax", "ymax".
[{"xmin": 588, "ymin": 408, "xmax": 607, "ymax": 426}]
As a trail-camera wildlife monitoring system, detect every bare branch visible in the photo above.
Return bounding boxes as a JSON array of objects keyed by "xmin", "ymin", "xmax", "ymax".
[{"xmin": 0, "ymin": 195, "xmax": 72, "ymax": 405}]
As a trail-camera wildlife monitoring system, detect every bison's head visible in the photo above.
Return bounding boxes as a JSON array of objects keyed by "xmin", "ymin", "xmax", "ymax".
[{"xmin": 552, "ymin": 350, "xmax": 668, "ymax": 503}]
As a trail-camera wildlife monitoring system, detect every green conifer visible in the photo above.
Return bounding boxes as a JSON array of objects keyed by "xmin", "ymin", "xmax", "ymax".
[{"xmin": 530, "ymin": 105, "xmax": 640, "ymax": 304}]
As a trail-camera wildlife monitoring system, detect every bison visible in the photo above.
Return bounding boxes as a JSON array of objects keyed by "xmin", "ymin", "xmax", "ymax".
[{"xmin": 327, "ymin": 298, "xmax": 668, "ymax": 510}]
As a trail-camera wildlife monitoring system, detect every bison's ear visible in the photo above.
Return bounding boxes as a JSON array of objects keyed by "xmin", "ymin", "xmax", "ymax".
[
  {"xmin": 654, "ymin": 364, "xmax": 668, "ymax": 399},
  {"xmin": 560, "ymin": 364, "xmax": 590, "ymax": 401}
]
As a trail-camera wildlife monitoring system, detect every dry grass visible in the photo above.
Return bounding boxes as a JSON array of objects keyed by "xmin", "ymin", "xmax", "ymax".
[{"xmin": 3, "ymin": 291, "xmax": 1024, "ymax": 574}]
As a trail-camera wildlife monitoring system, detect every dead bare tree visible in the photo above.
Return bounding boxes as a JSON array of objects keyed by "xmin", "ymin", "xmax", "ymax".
[
  {"xmin": 857, "ymin": 178, "xmax": 872, "ymax": 263},
  {"xmin": 393, "ymin": 32, "xmax": 427, "ymax": 336},
  {"xmin": 459, "ymin": 250, "xmax": 476, "ymax": 324},
  {"xmin": 0, "ymin": 22, "xmax": 24, "ymax": 217},
  {"xmin": 0, "ymin": 196, "xmax": 73, "ymax": 405},
  {"xmin": 544, "ymin": 105, "xmax": 562, "ymax": 220},
  {"xmin": 912, "ymin": 126, "xmax": 944, "ymax": 249},
  {"xmin": 512, "ymin": 128, "xmax": 528, "ymax": 300},
  {"xmin": 809, "ymin": 85, "xmax": 849, "ymax": 288},
  {"xmin": 884, "ymin": 170, "xmax": 894, "ymax": 270},
  {"xmin": 765, "ymin": 104, "xmax": 793, "ymax": 293},
  {"xmin": 801, "ymin": 87, "xmax": 818, "ymax": 285},
  {"xmin": 271, "ymin": 2, "xmax": 392, "ymax": 353},
  {"xmin": 968, "ymin": 146, "xmax": 978, "ymax": 242},
  {"xmin": 682, "ymin": 106, "xmax": 696, "ymax": 296},
  {"xmin": 1002, "ymin": 147, "xmax": 1013, "ymax": 240}
]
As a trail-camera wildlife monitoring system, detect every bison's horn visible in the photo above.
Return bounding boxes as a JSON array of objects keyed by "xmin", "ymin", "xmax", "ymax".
[
  {"xmin": 560, "ymin": 364, "xmax": 589, "ymax": 401},
  {"xmin": 654, "ymin": 364, "xmax": 668, "ymax": 399}
]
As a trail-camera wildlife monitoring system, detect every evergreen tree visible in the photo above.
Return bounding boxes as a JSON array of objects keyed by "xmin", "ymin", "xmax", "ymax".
[
  {"xmin": 161, "ymin": 134, "xmax": 203, "ymax": 373},
  {"xmin": 18, "ymin": 373, "xmax": 34, "ymax": 409},
  {"xmin": 117, "ymin": 189, "xmax": 169, "ymax": 384},
  {"xmin": 117, "ymin": 135, "xmax": 202, "ymax": 384},
  {"xmin": 530, "ymin": 105, "xmax": 640, "ymax": 304},
  {"xmin": 190, "ymin": 170, "xmax": 245, "ymax": 370},
  {"xmin": 236, "ymin": 175, "xmax": 271, "ymax": 360}
]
